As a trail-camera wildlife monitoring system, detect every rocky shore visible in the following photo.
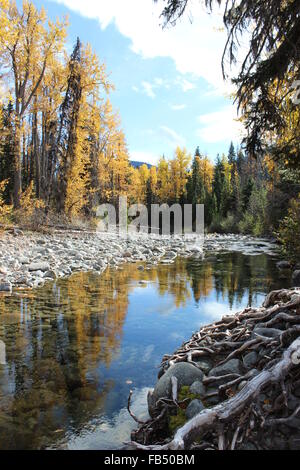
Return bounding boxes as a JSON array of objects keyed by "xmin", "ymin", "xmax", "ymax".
[
  {"xmin": 130, "ymin": 288, "xmax": 300, "ymax": 450},
  {"xmin": 0, "ymin": 230, "xmax": 280, "ymax": 293}
]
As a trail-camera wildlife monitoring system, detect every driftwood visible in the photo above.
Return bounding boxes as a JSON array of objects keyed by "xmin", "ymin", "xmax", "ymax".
[{"xmin": 129, "ymin": 288, "xmax": 300, "ymax": 450}]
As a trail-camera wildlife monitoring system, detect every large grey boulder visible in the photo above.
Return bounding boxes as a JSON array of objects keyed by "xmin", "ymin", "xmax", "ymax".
[
  {"xmin": 185, "ymin": 399, "xmax": 205, "ymax": 420},
  {"xmin": 208, "ymin": 359, "xmax": 243, "ymax": 379},
  {"xmin": 148, "ymin": 363, "xmax": 204, "ymax": 416},
  {"xmin": 292, "ymin": 270, "xmax": 300, "ymax": 287}
]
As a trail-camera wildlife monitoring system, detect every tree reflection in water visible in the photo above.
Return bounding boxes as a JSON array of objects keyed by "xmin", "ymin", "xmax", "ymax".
[{"xmin": 0, "ymin": 252, "xmax": 289, "ymax": 449}]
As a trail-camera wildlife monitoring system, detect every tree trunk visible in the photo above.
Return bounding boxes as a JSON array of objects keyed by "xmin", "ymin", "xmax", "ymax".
[{"xmin": 13, "ymin": 118, "xmax": 22, "ymax": 208}]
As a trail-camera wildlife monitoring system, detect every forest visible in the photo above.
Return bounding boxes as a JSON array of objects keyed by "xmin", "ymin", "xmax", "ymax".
[{"xmin": 0, "ymin": 0, "xmax": 299, "ymax": 263}]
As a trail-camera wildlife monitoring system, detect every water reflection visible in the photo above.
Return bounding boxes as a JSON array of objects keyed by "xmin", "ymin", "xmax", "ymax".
[{"xmin": 0, "ymin": 252, "xmax": 290, "ymax": 449}]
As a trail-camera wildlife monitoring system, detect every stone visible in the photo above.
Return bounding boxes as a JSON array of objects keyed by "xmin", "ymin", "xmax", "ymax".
[
  {"xmin": 208, "ymin": 359, "xmax": 244, "ymax": 379},
  {"xmin": 185, "ymin": 399, "xmax": 205, "ymax": 420},
  {"xmin": 189, "ymin": 381, "xmax": 206, "ymax": 397},
  {"xmin": 44, "ymin": 270, "xmax": 57, "ymax": 279},
  {"xmin": 148, "ymin": 363, "xmax": 204, "ymax": 415},
  {"xmin": 292, "ymin": 270, "xmax": 300, "ymax": 287},
  {"xmin": 243, "ymin": 351, "xmax": 258, "ymax": 369},
  {"xmin": 137, "ymin": 265, "xmax": 145, "ymax": 271},
  {"xmin": 194, "ymin": 358, "xmax": 213, "ymax": 373},
  {"xmin": 276, "ymin": 260, "xmax": 291, "ymax": 270},
  {"xmin": 28, "ymin": 262, "xmax": 50, "ymax": 272},
  {"xmin": 205, "ymin": 387, "xmax": 220, "ymax": 406},
  {"xmin": 0, "ymin": 281, "xmax": 12, "ymax": 293}
]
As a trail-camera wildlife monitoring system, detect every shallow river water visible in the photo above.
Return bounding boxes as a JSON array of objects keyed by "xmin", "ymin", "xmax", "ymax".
[{"xmin": 0, "ymin": 250, "xmax": 291, "ymax": 449}]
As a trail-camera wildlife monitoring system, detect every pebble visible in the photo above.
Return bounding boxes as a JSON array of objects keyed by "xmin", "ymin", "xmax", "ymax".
[{"xmin": 0, "ymin": 232, "xmax": 280, "ymax": 292}]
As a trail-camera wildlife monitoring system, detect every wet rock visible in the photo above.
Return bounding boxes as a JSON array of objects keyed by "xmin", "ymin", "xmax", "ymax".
[
  {"xmin": 292, "ymin": 270, "xmax": 300, "ymax": 287},
  {"xmin": 185, "ymin": 399, "xmax": 204, "ymax": 420},
  {"xmin": 189, "ymin": 381, "xmax": 206, "ymax": 397},
  {"xmin": 208, "ymin": 359, "xmax": 244, "ymax": 379}
]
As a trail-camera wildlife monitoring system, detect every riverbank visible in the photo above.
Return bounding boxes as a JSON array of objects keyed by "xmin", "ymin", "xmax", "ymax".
[
  {"xmin": 0, "ymin": 230, "xmax": 280, "ymax": 293},
  {"xmin": 130, "ymin": 288, "xmax": 300, "ymax": 450}
]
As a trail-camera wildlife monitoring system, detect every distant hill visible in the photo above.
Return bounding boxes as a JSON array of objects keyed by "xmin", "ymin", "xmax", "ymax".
[{"xmin": 130, "ymin": 160, "xmax": 153, "ymax": 170}]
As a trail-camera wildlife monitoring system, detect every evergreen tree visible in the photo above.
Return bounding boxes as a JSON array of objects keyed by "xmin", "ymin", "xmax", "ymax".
[
  {"xmin": 56, "ymin": 38, "xmax": 83, "ymax": 212},
  {"xmin": 228, "ymin": 141, "xmax": 236, "ymax": 165}
]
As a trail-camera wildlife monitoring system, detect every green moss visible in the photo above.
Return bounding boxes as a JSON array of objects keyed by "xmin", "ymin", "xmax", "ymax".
[
  {"xmin": 178, "ymin": 385, "xmax": 199, "ymax": 402},
  {"xmin": 169, "ymin": 409, "xmax": 186, "ymax": 433},
  {"xmin": 168, "ymin": 386, "xmax": 202, "ymax": 434}
]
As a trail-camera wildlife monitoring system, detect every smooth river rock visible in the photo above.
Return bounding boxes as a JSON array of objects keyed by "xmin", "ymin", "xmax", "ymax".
[
  {"xmin": 148, "ymin": 363, "xmax": 204, "ymax": 416},
  {"xmin": 185, "ymin": 399, "xmax": 205, "ymax": 420},
  {"xmin": 189, "ymin": 380, "xmax": 206, "ymax": 397},
  {"xmin": 208, "ymin": 359, "xmax": 244, "ymax": 379},
  {"xmin": 28, "ymin": 262, "xmax": 50, "ymax": 272}
]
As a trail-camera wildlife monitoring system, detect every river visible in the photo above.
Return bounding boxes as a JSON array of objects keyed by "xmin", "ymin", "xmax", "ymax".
[{"xmin": 0, "ymin": 249, "xmax": 291, "ymax": 449}]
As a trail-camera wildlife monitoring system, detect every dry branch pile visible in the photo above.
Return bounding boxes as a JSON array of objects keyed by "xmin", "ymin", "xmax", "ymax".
[{"xmin": 129, "ymin": 288, "xmax": 300, "ymax": 450}]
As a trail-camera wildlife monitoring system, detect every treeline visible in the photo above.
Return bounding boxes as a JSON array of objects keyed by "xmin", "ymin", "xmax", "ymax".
[
  {"xmin": 135, "ymin": 143, "xmax": 299, "ymax": 245},
  {"xmin": 0, "ymin": 1, "xmax": 300, "ymax": 263}
]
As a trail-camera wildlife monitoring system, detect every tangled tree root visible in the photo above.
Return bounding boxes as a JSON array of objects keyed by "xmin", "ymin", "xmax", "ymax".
[{"xmin": 128, "ymin": 288, "xmax": 300, "ymax": 450}]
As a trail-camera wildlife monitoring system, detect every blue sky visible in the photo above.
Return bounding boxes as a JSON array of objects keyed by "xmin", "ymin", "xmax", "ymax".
[{"xmin": 22, "ymin": 0, "xmax": 245, "ymax": 165}]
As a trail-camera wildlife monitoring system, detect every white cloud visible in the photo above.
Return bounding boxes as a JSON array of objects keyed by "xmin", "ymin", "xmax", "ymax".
[
  {"xmin": 159, "ymin": 125, "xmax": 186, "ymax": 147},
  {"xmin": 141, "ymin": 81, "xmax": 156, "ymax": 99},
  {"xmin": 51, "ymin": 0, "xmax": 234, "ymax": 94},
  {"xmin": 170, "ymin": 104, "xmax": 187, "ymax": 111},
  {"xmin": 196, "ymin": 106, "xmax": 245, "ymax": 143},
  {"xmin": 176, "ymin": 77, "xmax": 196, "ymax": 92}
]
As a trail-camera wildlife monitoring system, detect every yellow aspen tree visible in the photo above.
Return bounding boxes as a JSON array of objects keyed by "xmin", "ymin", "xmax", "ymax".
[
  {"xmin": 0, "ymin": 0, "xmax": 67, "ymax": 206},
  {"xmin": 157, "ymin": 156, "xmax": 171, "ymax": 203},
  {"xmin": 170, "ymin": 146, "xmax": 191, "ymax": 202}
]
